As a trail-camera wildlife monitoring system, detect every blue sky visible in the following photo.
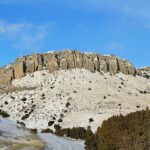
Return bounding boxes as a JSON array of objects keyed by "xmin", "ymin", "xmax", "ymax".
[{"xmin": 0, "ymin": 0, "xmax": 150, "ymax": 67}]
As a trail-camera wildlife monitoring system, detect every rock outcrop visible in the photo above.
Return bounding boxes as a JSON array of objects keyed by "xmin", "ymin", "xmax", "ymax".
[
  {"xmin": 137, "ymin": 67, "xmax": 150, "ymax": 79},
  {"xmin": 0, "ymin": 68, "xmax": 14, "ymax": 87},
  {"xmin": 0, "ymin": 50, "xmax": 140, "ymax": 86},
  {"xmin": 12, "ymin": 62, "xmax": 25, "ymax": 79}
]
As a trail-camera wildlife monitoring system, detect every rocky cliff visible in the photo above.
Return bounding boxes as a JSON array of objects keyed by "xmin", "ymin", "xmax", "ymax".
[
  {"xmin": 0, "ymin": 50, "xmax": 140, "ymax": 86},
  {"xmin": 137, "ymin": 67, "xmax": 150, "ymax": 79}
]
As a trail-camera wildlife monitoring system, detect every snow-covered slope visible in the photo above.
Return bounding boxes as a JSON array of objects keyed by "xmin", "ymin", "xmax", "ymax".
[
  {"xmin": 0, "ymin": 68, "xmax": 150, "ymax": 132},
  {"xmin": 39, "ymin": 133, "xmax": 84, "ymax": 150},
  {"xmin": 0, "ymin": 116, "xmax": 30, "ymax": 139},
  {"xmin": 0, "ymin": 117, "xmax": 45, "ymax": 150},
  {"xmin": 0, "ymin": 117, "xmax": 84, "ymax": 150}
]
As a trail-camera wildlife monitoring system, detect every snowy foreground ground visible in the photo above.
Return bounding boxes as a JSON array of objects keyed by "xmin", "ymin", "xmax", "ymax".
[
  {"xmin": 0, "ymin": 117, "xmax": 84, "ymax": 150},
  {"xmin": 0, "ymin": 117, "xmax": 45, "ymax": 150},
  {"xmin": 39, "ymin": 133, "xmax": 84, "ymax": 150}
]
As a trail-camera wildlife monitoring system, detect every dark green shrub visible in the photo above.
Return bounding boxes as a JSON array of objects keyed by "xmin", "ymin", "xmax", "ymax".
[
  {"xmin": 54, "ymin": 124, "xmax": 61, "ymax": 131},
  {"xmin": 66, "ymin": 102, "xmax": 71, "ymax": 108},
  {"xmin": 48, "ymin": 121, "xmax": 54, "ymax": 126},
  {"xmin": 41, "ymin": 128, "xmax": 53, "ymax": 133},
  {"xmin": 30, "ymin": 128, "xmax": 37, "ymax": 133},
  {"xmin": 85, "ymin": 109, "xmax": 150, "ymax": 150},
  {"xmin": 0, "ymin": 109, "xmax": 10, "ymax": 118}
]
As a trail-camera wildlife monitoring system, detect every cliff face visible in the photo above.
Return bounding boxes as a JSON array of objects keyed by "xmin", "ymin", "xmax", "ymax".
[{"xmin": 0, "ymin": 50, "xmax": 138, "ymax": 86}]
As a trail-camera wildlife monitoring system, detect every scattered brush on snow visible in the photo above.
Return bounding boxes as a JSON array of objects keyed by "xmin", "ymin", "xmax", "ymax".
[{"xmin": 0, "ymin": 69, "xmax": 149, "ymax": 133}]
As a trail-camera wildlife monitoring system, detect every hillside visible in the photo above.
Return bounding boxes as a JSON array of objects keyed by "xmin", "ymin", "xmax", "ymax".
[
  {"xmin": 0, "ymin": 50, "xmax": 149, "ymax": 150},
  {"xmin": 0, "ymin": 50, "xmax": 149, "ymax": 132}
]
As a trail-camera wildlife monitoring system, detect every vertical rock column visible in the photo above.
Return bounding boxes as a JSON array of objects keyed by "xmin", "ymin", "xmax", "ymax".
[
  {"xmin": 12, "ymin": 56, "xmax": 26, "ymax": 79},
  {"xmin": 25, "ymin": 54, "xmax": 43, "ymax": 73},
  {"xmin": 107, "ymin": 56, "xmax": 119, "ymax": 74},
  {"xmin": 98, "ymin": 55, "xmax": 108, "ymax": 73},
  {"xmin": 0, "ymin": 68, "xmax": 14, "ymax": 86},
  {"xmin": 43, "ymin": 53, "xmax": 59, "ymax": 73}
]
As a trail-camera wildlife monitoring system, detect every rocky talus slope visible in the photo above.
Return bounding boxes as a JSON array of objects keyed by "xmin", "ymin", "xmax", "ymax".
[{"xmin": 0, "ymin": 50, "xmax": 143, "ymax": 87}]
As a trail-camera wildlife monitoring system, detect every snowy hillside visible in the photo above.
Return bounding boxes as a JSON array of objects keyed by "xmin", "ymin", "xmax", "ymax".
[{"xmin": 0, "ymin": 68, "xmax": 149, "ymax": 132}]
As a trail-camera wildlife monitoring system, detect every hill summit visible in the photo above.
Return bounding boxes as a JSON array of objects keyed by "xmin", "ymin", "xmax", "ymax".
[{"xmin": 0, "ymin": 50, "xmax": 142, "ymax": 87}]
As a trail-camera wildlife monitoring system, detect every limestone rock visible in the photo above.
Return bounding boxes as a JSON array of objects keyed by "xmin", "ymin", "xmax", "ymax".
[
  {"xmin": 26, "ymin": 55, "xmax": 36, "ymax": 73},
  {"xmin": 25, "ymin": 55, "xmax": 43, "ymax": 73},
  {"xmin": 124, "ymin": 61, "xmax": 136, "ymax": 76},
  {"xmin": 16, "ymin": 56, "xmax": 26, "ymax": 63},
  {"xmin": 136, "ymin": 69, "xmax": 142, "ymax": 76},
  {"xmin": 37, "ymin": 55, "xmax": 43, "ymax": 71},
  {"xmin": 43, "ymin": 53, "xmax": 59, "ymax": 73},
  {"xmin": 0, "ymin": 68, "xmax": 14, "ymax": 86},
  {"xmin": 118, "ymin": 60, "xmax": 129, "ymax": 75},
  {"xmin": 58, "ymin": 51, "xmax": 68, "ymax": 70},
  {"xmin": 92, "ymin": 54, "xmax": 100, "ymax": 71},
  {"xmin": 98, "ymin": 55, "xmax": 108, "ymax": 72},
  {"xmin": 73, "ymin": 51, "xmax": 83, "ymax": 68},
  {"xmin": 82, "ymin": 53, "xmax": 95, "ymax": 72},
  {"xmin": 137, "ymin": 67, "xmax": 150, "ymax": 78},
  {"xmin": 12, "ymin": 62, "xmax": 25, "ymax": 79},
  {"xmin": 65, "ymin": 51, "xmax": 75, "ymax": 69},
  {"xmin": 107, "ymin": 56, "xmax": 119, "ymax": 74},
  {"xmin": 0, "ymin": 50, "xmax": 141, "ymax": 87}
]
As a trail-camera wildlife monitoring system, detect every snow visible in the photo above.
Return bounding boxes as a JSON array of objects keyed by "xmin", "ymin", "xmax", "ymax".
[
  {"xmin": 0, "ymin": 68, "xmax": 149, "ymax": 133},
  {"xmin": 47, "ymin": 51, "xmax": 55, "ymax": 54},
  {"xmin": 0, "ymin": 117, "xmax": 84, "ymax": 150},
  {"xmin": 83, "ymin": 51, "xmax": 95, "ymax": 54},
  {"xmin": 0, "ymin": 117, "xmax": 46, "ymax": 150},
  {"xmin": 39, "ymin": 133, "xmax": 84, "ymax": 150},
  {"xmin": 0, "ymin": 117, "xmax": 30, "ymax": 139}
]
